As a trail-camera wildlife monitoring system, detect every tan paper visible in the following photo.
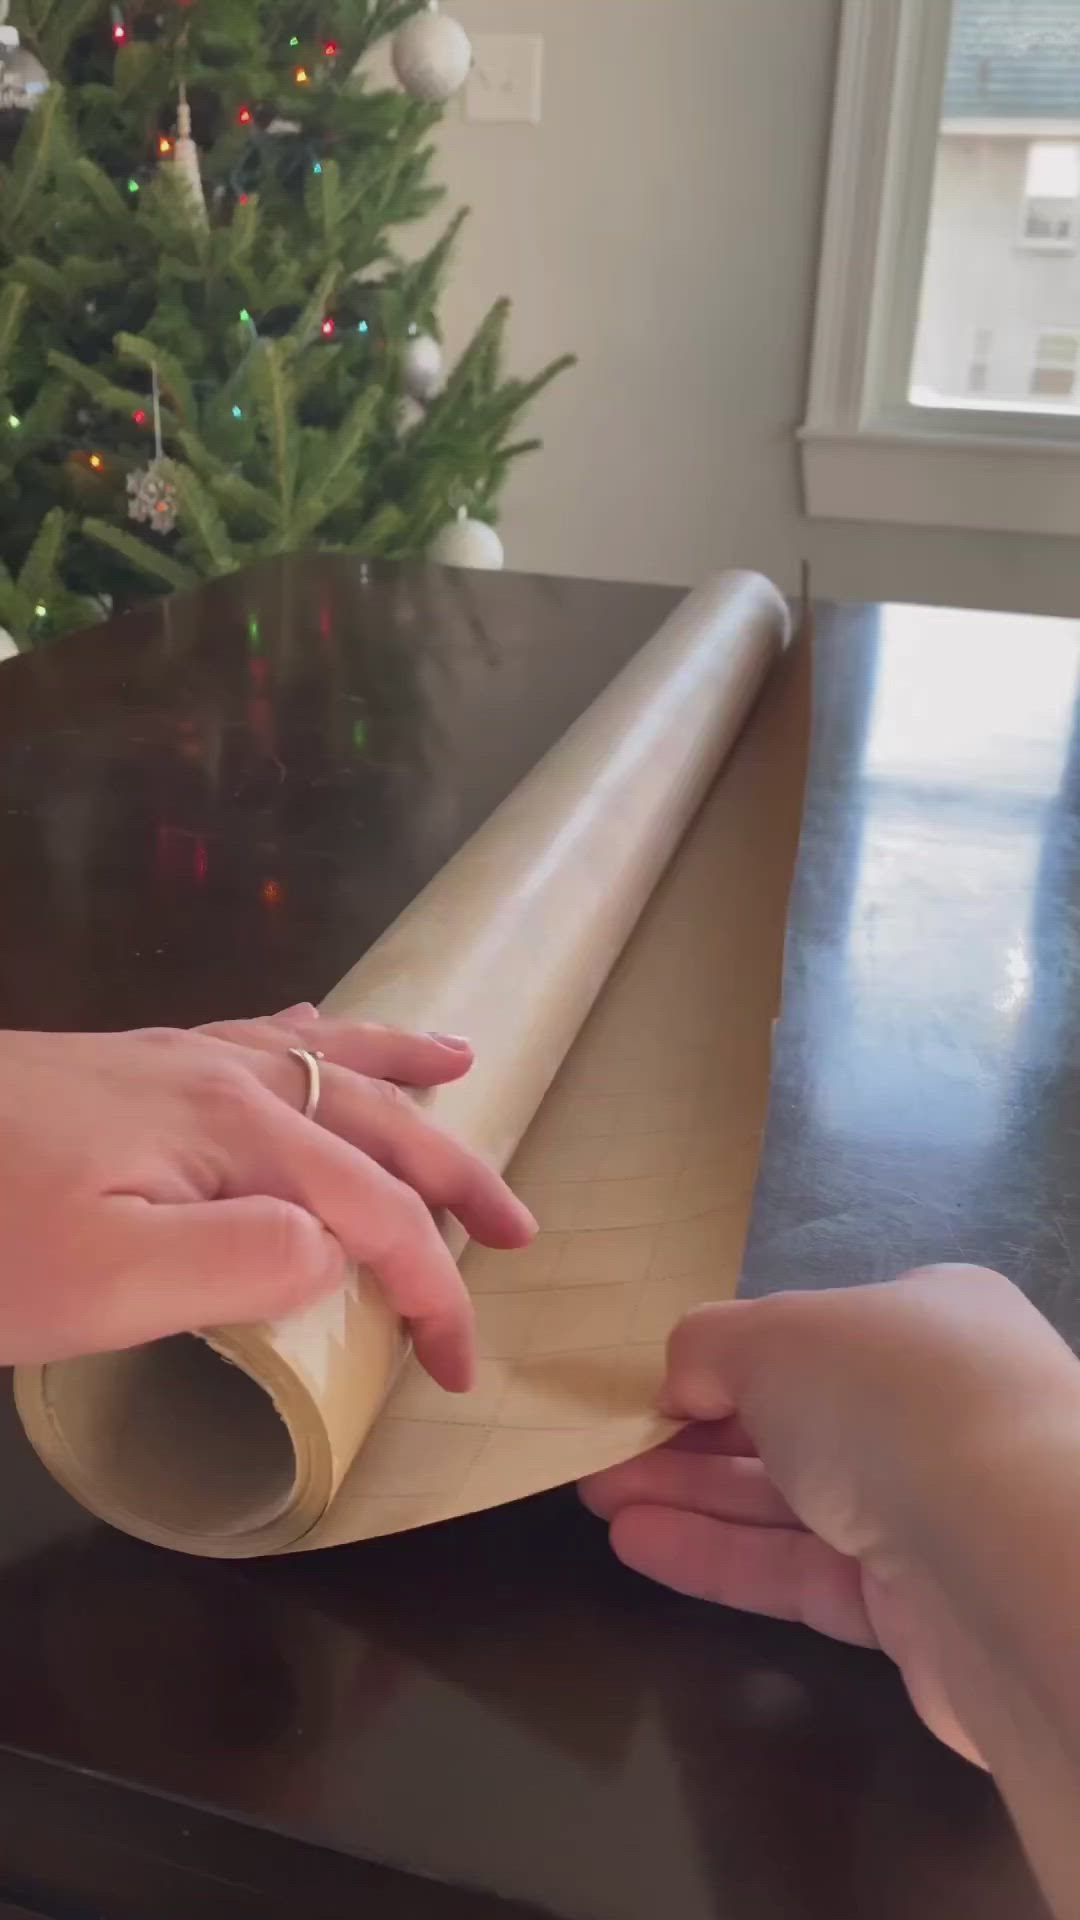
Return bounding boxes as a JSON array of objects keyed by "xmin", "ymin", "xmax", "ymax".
[{"xmin": 14, "ymin": 572, "xmax": 806, "ymax": 1559}]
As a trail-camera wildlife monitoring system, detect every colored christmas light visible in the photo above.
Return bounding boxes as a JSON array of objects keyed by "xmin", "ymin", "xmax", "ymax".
[
  {"xmin": 312, "ymin": 161, "xmax": 323, "ymax": 174},
  {"xmin": 232, "ymin": 404, "xmax": 244, "ymax": 419},
  {"xmin": 237, "ymin": 105, "xmax": 253, "ymax": 126},
  {"xmin": 158, "ymin": 135, "xmax": 174, "ymax": 156},
  {"xmin": 33, "ymin": 603, "xmax": 47, "ymax": 620},
  {"xmin": 321, "ymin": 315, "xmax": 336, "ymax": 338},
  {"xmin": 132, "ymin": 409, "xmax": 148, "ymax": 426},
  {"xmin": 239, "ymin": 307, "xmax": 252, "ymax": 324},
  {"xmin": 357, "ymin": 319, "xmax": 369, "ymax": 334},
  {"xmin": 289, "ymin": 35, "xmax": 300, "ymax": 47},
  {"xmin": 324, "ymin": 41, "xmax": 340, "ymax": 56},
  {"xmin": 295, "ymin": 66, "xmax": 310, "ymax": 84},
  {"xmin": 89, "ymin": 453, "xmax": 104, "ymax": 471},
  {"xmin": 7, "ymin": 414, "xmax": 20, "ymax": 429},
  {"xmin": 127, "ymin": 177, "xmax": 140, "ymax": 195}
]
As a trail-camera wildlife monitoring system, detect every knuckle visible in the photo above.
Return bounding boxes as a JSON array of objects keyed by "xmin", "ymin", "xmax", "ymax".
[
  {"xmin": 137, "ymin": 1024, "xmax": 188, "ymax": 1054},
  {"xmin": 370, "ymin": 1076, "xmax": 408, "ymax": 1113},
  {"xmin": 195, "ymin": 1058, "xmax": 261, "ymax": 1125},
  {"xmin": 385, "ymin": 1182, "xmax": 433, "ymax": 1249},
  {"xmin": 262, "ymin": 1197, "xmax": 322, "ymax": 1268}
]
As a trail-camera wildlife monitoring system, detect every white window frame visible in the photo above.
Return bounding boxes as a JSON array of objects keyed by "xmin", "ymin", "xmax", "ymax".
[{"xmin": 801, "ymin": 0, "xmax": 1080, "ymax": 539}]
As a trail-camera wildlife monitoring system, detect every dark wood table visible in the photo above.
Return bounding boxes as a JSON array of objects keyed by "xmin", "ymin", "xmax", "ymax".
[{"xmin": 0, "ymin": 564, "xmax": 1064, "ymax": 1920}]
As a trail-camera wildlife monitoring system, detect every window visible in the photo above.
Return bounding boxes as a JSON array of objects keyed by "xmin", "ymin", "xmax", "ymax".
[
  {"xmin": 1031, "ymin": 328, "xmax": 1080, "ymax": 396},
  {"xmin": 1019, "ymin": 141, "xmax": 1080, "ymax": 248},
  {"xmin": 802, "ymin": 0, "xmax": 1080, "ymax": 537},
  {"xmin": 968, "ymin": 326, "xmax": 994, "ymax": 393}
]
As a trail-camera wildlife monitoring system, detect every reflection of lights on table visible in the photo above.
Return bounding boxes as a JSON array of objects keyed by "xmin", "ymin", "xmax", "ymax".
[
  {"xmin": 995, "ymin": 940, "xmax": 1033, "ymax": 1017},
  {"xmin": 812, "ymin": 606, "xmax": 1080, "ymax": 1151},
  {"xmin": 261, "ymin": 878, "xmax": 283, "ymax": 908}
]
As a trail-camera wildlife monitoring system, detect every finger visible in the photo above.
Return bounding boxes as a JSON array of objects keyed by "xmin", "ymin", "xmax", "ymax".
[
  {"xmin": 661, "ymin": 1300, "xmax": 775, "ymax": 1421},
  {"xmin": 669, "ymin": 1416, "xmax": 758, "ymax": 1457},
  {"xmin": 205, "ymin": 1015, "xmax": 476, "ymax": 1090},
  {"xmin": 90, "ymin": 1195, "xmax": 348, "ymax": 1354},
  {"xmin": 220, "ymin": 1098, "xmax": 478, "ymax": 1391},
  {"xmin": 609, "ymin": 1507, "xmax": 878, "ymax": 1650},
  {"xmin": 581, "ymin": 1450, "xmax": 797, "ymax": 1528},
  {"xmin": 312, "ymin": 1069, "xmax": 536, "ymax": 1250}
]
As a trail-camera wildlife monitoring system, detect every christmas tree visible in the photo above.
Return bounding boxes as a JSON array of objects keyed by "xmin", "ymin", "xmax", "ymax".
[{"xmin": 0, "ymin": 1, "xmax": 571, "ymax": 649}]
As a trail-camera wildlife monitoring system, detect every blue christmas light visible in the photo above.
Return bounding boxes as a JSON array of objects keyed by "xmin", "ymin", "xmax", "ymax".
[
  {"xmin": 232, "ymin": 404, "xmax": 244, "ymax": 419},
  {"xmin": 357, "ymin": 320, "xmax": 369, "ymax": 334},
  {"xmin": 313, "ymin": 161, "xmax": 323, "ymax": 175}
]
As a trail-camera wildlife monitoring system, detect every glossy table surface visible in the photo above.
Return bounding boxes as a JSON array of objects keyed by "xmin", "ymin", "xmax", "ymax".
[{"xmin": 0, "ymin": 567, "xmax": 1068, "ymax": 1920}]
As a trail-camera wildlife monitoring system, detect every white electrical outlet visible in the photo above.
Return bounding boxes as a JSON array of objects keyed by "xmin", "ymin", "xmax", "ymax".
[{"xmin": 466, "ymin": 34, "xmax": 544, "ymax": 124}]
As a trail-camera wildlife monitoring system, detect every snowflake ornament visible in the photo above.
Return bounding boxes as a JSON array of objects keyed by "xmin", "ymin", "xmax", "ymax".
[{"xmin": 127, "ymin": 458, "xmax": 178, "ymax": 537}]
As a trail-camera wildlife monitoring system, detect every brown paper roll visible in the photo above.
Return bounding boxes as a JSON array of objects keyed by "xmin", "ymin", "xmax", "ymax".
[{"xmin": 14, "ymin": 572, "xmax": 799, "ymax": 1558}]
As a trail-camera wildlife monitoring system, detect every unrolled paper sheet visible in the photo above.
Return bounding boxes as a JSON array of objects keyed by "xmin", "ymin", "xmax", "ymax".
[{"xmin": 14, "ymin": 572, "xmax": 808, "ymax": 1558}]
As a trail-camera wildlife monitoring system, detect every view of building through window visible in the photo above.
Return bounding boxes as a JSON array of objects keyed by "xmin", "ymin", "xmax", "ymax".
[{"xmin": 911, "ymin": 0, "xmax": 1080, "ymax": 411}]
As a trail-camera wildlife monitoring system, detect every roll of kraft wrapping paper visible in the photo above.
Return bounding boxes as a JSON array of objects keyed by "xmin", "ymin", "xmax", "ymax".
[{"xmin": 15, "ymin": 571, "xmax": 806, "ymax": 1558}]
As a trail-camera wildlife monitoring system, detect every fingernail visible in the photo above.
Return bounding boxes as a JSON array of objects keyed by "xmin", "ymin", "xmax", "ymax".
[
  {"xmin": 430, "ymin": 1032, "xmax": 471, "ymax": 1051},
  {"xmin": 279, "ymin": 1002, "xmax": 319, "ymax": 1020}
]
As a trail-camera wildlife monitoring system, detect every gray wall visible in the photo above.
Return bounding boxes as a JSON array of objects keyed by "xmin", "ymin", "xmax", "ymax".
[{"xmin": 393, "ymin": 0, "xmax": 1080, "ymax": 616}]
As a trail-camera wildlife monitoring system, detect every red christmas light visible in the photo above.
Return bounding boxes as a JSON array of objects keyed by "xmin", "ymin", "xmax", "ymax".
[
  {"xmin": 321, "ymin": 315, "xmax": 336, "ymax": 338},
  {"xmin": 112, "ymin": 22, "xmax": 128, "ymax": 45},
  {"xmin": 323, "ymin": 41, "xmax": 341, "ymax": 56},
  {"xmin": 237, "ymin": 105, "xmax": 253, "ymax": 126},
  {"xmin": 158, "ymin": 135, "xmax": 174, "ymax": 157},
  {"xmin": 132, "ymin": 408, "xmax": 148, "ymax": 427}
]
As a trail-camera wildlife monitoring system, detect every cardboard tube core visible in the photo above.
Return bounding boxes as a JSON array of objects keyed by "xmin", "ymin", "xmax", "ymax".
[{"xmin": 42, "ymin": 1339, "xmax": 297, "ymax": 1541}]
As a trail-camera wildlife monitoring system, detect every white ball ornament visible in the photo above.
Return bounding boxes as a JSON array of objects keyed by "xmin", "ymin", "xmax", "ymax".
[
  {"xmin": 392, "ymin": 4, "xmax": 472, "ymax": 104},
  {"xmin": 0, "ymin": 24, "xmax": 50, "ymax": 119},
  {"xmin": 430, "ymin": 507, "xmax": 505, "ymax": 572},
  {"xmin": 403, "ymin": 332, "xmax": 444, "ymax": 402}
]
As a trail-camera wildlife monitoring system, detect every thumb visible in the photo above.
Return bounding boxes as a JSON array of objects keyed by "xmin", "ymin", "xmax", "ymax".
[
  {"xmin": 661, "ymin": 1299, "xmax": 774, "ymax": 1422},
  {"xmin": 100, "ymin": 1195, "xmax": 349, "ymax": 1351}
]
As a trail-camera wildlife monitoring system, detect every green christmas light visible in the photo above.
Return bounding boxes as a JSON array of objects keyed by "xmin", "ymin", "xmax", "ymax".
[
  {"xmin": 232, "ymin": 404, "xmax": 244, "ymax": 419},
  {"xmin": 127, "ymin": 177, "xmax": 139, "ymax": 195},
  {"xmin": 239, "ymin": 308, "xmax": 252, "ymax": 324}
]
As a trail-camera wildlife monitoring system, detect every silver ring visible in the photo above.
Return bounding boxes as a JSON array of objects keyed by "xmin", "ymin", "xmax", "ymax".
[{"xmin": 288, "ymin": 1047, "xmax": 324, "ymax": 1122}]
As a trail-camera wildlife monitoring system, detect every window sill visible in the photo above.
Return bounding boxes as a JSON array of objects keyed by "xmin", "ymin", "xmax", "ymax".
[{"xmin": 801, "ymin": 425, "xmax": 1080, "ymax": 536}]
